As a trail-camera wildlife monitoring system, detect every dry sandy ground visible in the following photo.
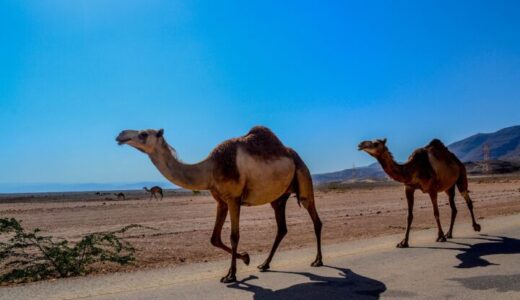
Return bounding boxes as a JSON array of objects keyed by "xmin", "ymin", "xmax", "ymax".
[{"xmin": 1, "ymin": 176, "xmax": 520, "ymax": 276}]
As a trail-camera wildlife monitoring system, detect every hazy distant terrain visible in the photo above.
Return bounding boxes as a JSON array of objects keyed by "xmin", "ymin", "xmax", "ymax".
[
  {"xmin": 2, "ymin": 126, "xmax": 519, "ymax": 193},
  {"xmin": 0, "ymin": 181, "xmax": 176, "ymax": 194}
]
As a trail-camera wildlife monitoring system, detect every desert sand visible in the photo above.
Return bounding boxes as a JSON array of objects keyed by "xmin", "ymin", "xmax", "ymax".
[{"xmin": 1, "ymin": 176, "xmax": 519, "ymax": 275}]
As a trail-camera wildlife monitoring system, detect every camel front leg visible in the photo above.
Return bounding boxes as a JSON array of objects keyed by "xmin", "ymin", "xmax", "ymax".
[
  {"xmin": 221, "ymin": 200, "xmax": 241, "ymax": 283},
  {"xmin": 210, "ymin": 201, "xmax": 249, "ymax": 265},
  {"xmin": 445, "ymin": 186, "xmax": 457, "ymax": 239},
  {"xmin": 397, "ymin": 187, "xmax": 415, "ymax": 248},
  {"xmin": 258, "ymin": 194, "xmax": 289, "ymax": 271},
  {"xmin": 430, "ymin": 191, "xmax": 446, "ymax": 242}
]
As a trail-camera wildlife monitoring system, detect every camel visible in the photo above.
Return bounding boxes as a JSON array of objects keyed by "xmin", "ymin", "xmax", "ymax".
[
  {"xmin": 114, "ymin": 192, "xmax": 126, "ymax": 201},
  {"xmin": 116, "ymin": 126, "xmax": 323, "ymax": 283},
  {"xmin": 358, "ymin": 138, "xmax": 481, "ymax": 248},
  {"xmin": 143, "ymin": 186, "xmax": 163, "ymax": 200}
]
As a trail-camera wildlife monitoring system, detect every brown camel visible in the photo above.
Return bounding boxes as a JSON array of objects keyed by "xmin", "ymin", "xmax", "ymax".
[
  {"xmin": 143, "ymin": 186, "xmax": 163, "ymax": 200},
  {"xmin": 114, "ymin": 192, "xmax": 126, "ymax": 201},
  {"xmin": 116, "ymin": 126, "xmax": 323, "ymax": 282},
  {"xmin": 358, "ymin": 138, "xmax": 481, "ymax": 248}
]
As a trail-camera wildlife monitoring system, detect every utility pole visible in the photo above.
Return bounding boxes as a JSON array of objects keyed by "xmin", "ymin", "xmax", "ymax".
[{"xmin": 483, "ymin": 143, "xmax": 491, "ymax": 174}]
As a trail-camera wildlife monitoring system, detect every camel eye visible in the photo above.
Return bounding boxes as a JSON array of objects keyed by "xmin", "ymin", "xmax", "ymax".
[
  {"xmin": 138, "ymin": 132, "xmax": 149, "ymax": 139},
  {"xmin": 374, "ymin": 142, "xmax": 379, "ymax": 147}
]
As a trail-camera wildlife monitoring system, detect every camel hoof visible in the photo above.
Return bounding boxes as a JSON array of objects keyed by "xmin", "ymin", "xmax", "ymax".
[
  {"xmin": 436, "ymin": 236, "xmax": 447, "ymax": 242},
  {"xmin": 257, "ymin": 263, "xmax": 270, "ymax": 272},
  {"xmin": 241, "ymin": 252, "xmax": 250, "ymax": 266},
  {"xmin": 396, "ymin": 240, "xmax": 409, "ymax": 248},
  {"xmin": 220, "ymin": 275, "xmax": 236, "ymax": 283},
  {"xmin": 444, "ymin": 232, "xmax": 453, "ymax": 239},
  {"xmin": 473, "ymin": 223, "xmax": 481, "ymax": 232},
  {"xmin": 311, "ymin": 260, "xmax": 323, "ymax": 267}
]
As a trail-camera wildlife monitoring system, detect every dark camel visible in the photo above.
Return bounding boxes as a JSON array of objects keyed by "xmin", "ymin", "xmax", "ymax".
[
  {"xmin": 116, "ymin": 126, "xmax": 323, "ymax": 283},
  {"xmin": 114, "ymin": 192, "xmax": 126, "ymax": 201},
  {"xmin": 359, "ymin": 138, "xmax": 481, "ymax": 248},
  {"xmin": 143, "ymin": 186, "xmax": 163, "ymax": 200}
]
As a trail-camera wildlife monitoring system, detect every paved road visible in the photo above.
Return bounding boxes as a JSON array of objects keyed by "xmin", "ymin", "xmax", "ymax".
[{"xmin": 2, "ymin": 214, "xmax": 520, "ymax": 300}]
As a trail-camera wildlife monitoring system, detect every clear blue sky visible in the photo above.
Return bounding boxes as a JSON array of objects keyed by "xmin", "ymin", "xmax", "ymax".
[{"xmin": 1, "ymin": 0, "xmax": 519, "ymax": 186}]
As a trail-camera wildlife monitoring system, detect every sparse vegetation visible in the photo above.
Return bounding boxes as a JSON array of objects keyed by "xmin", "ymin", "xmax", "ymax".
[{"xmin": 0, "ymin": 218, "xmax": 146, "ymax": 284}]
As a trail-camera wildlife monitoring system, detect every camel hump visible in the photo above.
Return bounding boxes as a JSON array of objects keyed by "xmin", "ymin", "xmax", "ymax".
[
  {"xmin": 210, "ymin": 126, "xmax": 290, "ymax": 182},
  {"xmin": 240, "ymin": 126, "xmax": 289, "ymax": 159},
  {"xmin": 246, "ymin": 125, "xmax": 275, "ymax": 136},
  {"xmin": 427, "ymin": 139, "xmax": 447, "ymax": 149}
]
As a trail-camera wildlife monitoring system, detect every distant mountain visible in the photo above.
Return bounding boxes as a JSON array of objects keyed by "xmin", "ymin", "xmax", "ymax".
[
  {"xmin": 313, "ymin": 163, "xmax": 387, "ymax": 184},
  {"xmin": 447, "ymin": 125, "xmax": 520, "ymax": 162},
  {"xmin": 313, "ymin": 125, "xmax": 520, "ymax": 185}
]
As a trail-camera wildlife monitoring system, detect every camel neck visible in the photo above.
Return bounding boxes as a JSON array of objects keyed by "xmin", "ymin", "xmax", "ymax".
[
  {"xmin": 148, "ymin": 141, "xmax": 214, "ymax": 190},
  {"xmin": 377, "ymin": 151, "xmax": 410, "ymax": 183}
]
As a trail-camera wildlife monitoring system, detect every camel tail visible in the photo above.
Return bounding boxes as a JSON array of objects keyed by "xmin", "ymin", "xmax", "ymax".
[{"xmin": 288, "ymin": 148, "xmax": 314, "ymax": 209}]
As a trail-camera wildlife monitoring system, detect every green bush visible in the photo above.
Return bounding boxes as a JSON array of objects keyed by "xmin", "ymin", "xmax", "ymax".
[{"xmin": 0, "ymin": 218, "xmax": 146, "ymax": 284}]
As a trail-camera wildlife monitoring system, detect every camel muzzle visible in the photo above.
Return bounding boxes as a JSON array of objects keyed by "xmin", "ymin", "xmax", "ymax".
[
  {"xmin": 358, "ymin": 141, "xmax": 371, "ymax": 150},
  {"xmin": 116, "ymin": 130, "xmax": 138, "ymax": 145}
]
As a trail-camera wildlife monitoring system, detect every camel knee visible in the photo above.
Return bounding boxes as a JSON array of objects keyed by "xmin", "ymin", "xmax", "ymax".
[
  {"xmin": 313, "ymin": 218, "xmax": 322, "ymax": 232},
  {"xmin": 278, "ymin": 227, "xmax": 288, "ymax": 238},
  {"xmin": 466, "ymin": 200, "xmax": 474, "ymax": 210},
  {"xmin": 210, "ymin": 235, "xmax": 221, "ymax": 247},
  {"xmin": 407, "ymin": 213, "xmax": 413, "ymax": 223}
]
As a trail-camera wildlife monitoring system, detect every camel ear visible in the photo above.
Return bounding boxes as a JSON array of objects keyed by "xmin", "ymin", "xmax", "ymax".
[
  {"xmin": 382, "ymin": 138, "xmax": 387, "ymax": 145},
  {"xmin": 156, "ymin": 129, "xmax": 164, "ymax": 138}
]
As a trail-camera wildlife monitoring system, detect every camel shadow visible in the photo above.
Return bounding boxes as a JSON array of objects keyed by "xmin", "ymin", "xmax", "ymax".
[
  {"xmin": 412, "ymin": 234, "xmax": 520, "ymax": 268},
  {"xmin": 226, "ymin": 265, "xmax": 387, "ymax": 300}
]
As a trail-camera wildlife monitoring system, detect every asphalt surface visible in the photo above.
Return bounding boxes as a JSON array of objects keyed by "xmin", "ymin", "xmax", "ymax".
[{"xmin": 2, "ymin": 214, "xmax": 520, "ymax": 300}]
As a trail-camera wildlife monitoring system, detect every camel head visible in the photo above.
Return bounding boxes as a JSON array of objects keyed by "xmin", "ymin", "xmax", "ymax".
[
  {"xmin": 116, "ymin": 129, "xmax": 164, "ymax": 154},
  {"xmin": 358, "ymin": 138, "xmax": 388, "ymax": 157}
]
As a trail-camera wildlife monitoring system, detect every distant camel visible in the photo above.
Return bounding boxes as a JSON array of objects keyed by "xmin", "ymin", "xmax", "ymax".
[
  {"xmin": 117, "ymin": 126, "xmax": 322, "ymax": 283},
  {"xmin": 143, "ymin": 186, "xmax": 163, "ymax": 200},
  {"xmin": 359, "ymin": 138, "xmax": 481, "ymax": 248},
  {"xmin": 114, "ymin": 192, "xmax": 126, "ymax": 201}
]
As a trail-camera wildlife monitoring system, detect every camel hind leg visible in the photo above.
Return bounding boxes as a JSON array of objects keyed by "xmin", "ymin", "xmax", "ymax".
[
  {"xmin": 289, "ymin": 148, "xmax": 322, "ymax": 266},
  {"xmin": 456, "ymin": 173, "xmax": 481, "ymax": 232},
  {"xmin": 306, "ymin": 199, "xmax": 323, "ymax": 267},
  {"xmin": 445, "ymin": 185, "xmax": 457, "ymax": 239},
  {"xmin": 258, "ymin": 194, "xmax": 290, "ymax": 271}
]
